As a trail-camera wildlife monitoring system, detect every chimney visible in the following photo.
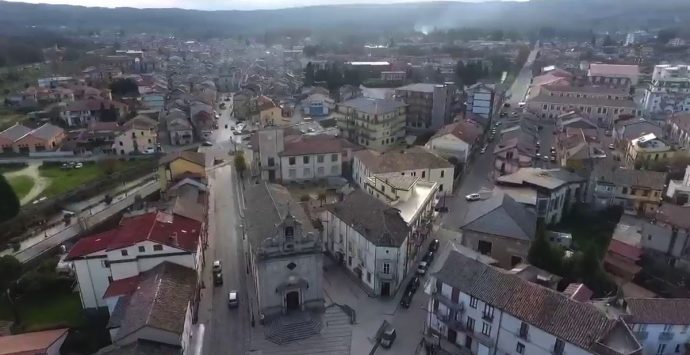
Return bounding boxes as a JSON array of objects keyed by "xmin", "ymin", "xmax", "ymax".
[{"xmin": 169, "ymin": 232, "xmax": 178, "ymax": 246}]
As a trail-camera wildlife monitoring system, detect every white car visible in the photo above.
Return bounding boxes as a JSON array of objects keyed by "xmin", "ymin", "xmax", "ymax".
[
  {"xmin": 480, "ymin": 146, "xmax": 487, "ymax": 154},
  {"xmin": 143, "ymin": 147, "xmax": 156, "ymax": 154},
  {"xmin": 465, "ymin": 193, "xmax": 481, "ymax": 201},
  {"xmin": 228, "ymin": 290, "xmax": 239, "ymax": 308},
  {"xmin": 608, "ymin": 144, "xmax": 615, "ymax": 150},
  {"xmin": 235, "ymin": 123, "xmax": 246, "ymax": 132},
  {"xmin": 212, "ymin": 260, "xmax": 222, "ymax": 273},
  {"xmin": 416, "ymin": 261, "xmax": 428, "ymax": 276},
  {"xmin": 74, "ymin": 162, "xmax": 83, "ymax": 169}
]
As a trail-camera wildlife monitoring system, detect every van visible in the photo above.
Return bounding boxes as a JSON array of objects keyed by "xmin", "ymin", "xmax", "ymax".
[
  {"xmin": 518, "ymin": 101, "xmax": 526, "ymax": 108},
  {"xmin": 380, "ymin": 327, "xmax": 397, "ymax": 348}
]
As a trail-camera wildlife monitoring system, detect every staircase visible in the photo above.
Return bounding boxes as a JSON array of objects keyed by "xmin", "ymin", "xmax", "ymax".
[{"xmin": 265, "ymin": 311, "xmax": 322, "ymax": 345}]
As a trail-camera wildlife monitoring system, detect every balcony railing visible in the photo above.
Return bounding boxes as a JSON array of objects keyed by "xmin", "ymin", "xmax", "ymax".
[
  {"xmin": 482, "ymin": 312, "xmax": 494, "ymax": 322},
  {"xmin": 433, "ymin": 292, "xmax": 464, "ymax": 312},
  {"xmin": 635, "ymin": 331, "xmax": 648, "ymax": 340},
  {"xmin": 659, "ymin": 331, "xmax": 674, "ymax": 341},
  {"xmin": 474, "ymin": 331, "xmax": 494, "ymax": 348}
]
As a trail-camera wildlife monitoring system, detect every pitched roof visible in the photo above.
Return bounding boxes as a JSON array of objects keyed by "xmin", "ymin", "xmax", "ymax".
[
  {"xmin": 530, "ymin": 93, "xmax": 637, "ymax": 108},
  {"xmin": 496, "ymin": 168, "xmax": 584, "ymax": 190},
  {"xmin": 543, "ymin": 84, "xmax": 629, "ymax": 95},
  {"xmin": 627, "ymin": 298, "xmax": 690, "ymax": 325},
  {"xmin": 0, "ymin": 123, "xmax": 31, "ymax": 142},
  {"xmin": 654, "ymin": 203, "xmax": 690, "ymax": 230},
  {"xmin": 66, "ymin": 212, "xmax": 201, "ymax": 260},
  {"xmin": 113, "ymin": 262, "xmax": 197, "ymax": 341},
  {"xmin": 103, "ymin": 275, "xmax": 142, "ymax": 299},
  {"xmin": 588, "ymin": 63, "xmax": 640, "ymax": 77},
  {"xmin": 159, "ymin": 151, "xmax": 206, "ymax": 168},
  {"xmin": 431, "ymin": 120, "xmax": 483, "ymax": 144},
  {"xmin": 280, "ymin": 134, "xmax": 359, "ymax": 156},
  {"xmin": 593, "ymin": 163, "xmax": 667, "ymax": 190},
  {"xmin": 0, "ymin": 328, "xmax": 69, "ymax": 355},
  {"xmin": 461, "ymin": 193, "xmax": 536, "ymax": 241},
  {"xmin": 122, "ymin": 115, "xmax": 157, "ymax": 130},
  {"xmin": 354, "ymin": 146, "xmax": 452, "ymax": 173},
  {"xmin": 24, "ymin": 123, "xmax": 64, "ymax": 141},
  {"xmin": 396, "ymin": 83, "xmax": 437, "ymax": 93},
  {"xmin": 435, "ymin": 251, "xmax": 640, "ymax": 353},
  {"xmin": 339, "ymin": 97, "xmax": 406, "ymax": 115},
  {"xmin": 325, "ymin": 190, "xmax": 410, "ymax": 247}
]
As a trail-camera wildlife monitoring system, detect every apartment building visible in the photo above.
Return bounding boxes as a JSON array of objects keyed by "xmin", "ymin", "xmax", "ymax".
[
  {"xmin": 667, "ymin": 113, "xmax": 690, "ymax": 151},
  {"xmin": 614, "ymin": 119, "xmax": 663, "ymax": 149},
  {"xmin": 626, "ymin": 298, "xmax": 690, "ymax": 355},
  {"xmin": 587, "ymin": 63, "xmax": 640, "ymax": 88},
  {"xmin": 427, "ymin": 250, "xmax": 642, "ymax": 355},
  {"xmin": 641, "ymin": 203, "xmax": 690, "ymax": 272},
  {"xmin": 336, "ymin": 97, "xmax": 407, "ymax": 150},
  {"xmin": 590, "ymin": 161, "xmax": 667, "ymax": 216},
  {"xmin": 465, "ymin": 83, "xmax": 497, "ymax": 126},
  {"xmin": 395, "ymin": 83, "xmax": 455, "ymax": 132},
  {"xmin": 527, "ymin": 84, "xmax": 639, "ymax": 127},
  {"xmin": 321, "ymin": 190, "xmax": 412, "ymax": 297},
  {"xmin": 425, "ymin": 120, "xmax": 483, "ymax": 163},
  {"xmin": 112, "ymin": 115, "xmax": 157, "ymax": 155},
  {"xmin": 642, "ymin": 64, "xmax": 690, "ymax": 116},
  {"xmin": 353, "ymin": 146, "xmax": 454, "ymax": 195},
  {"xmin": 625, "ymin": 133, "xmax": 675, "ymax": 168}
]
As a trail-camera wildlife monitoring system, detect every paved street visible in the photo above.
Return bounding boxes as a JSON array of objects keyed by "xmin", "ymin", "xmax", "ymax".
[{"xmin": 506, "ymin": 46, "xmax": 540, "ymax": 106}]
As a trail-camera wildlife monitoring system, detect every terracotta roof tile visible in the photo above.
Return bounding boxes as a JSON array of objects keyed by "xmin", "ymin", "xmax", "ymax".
[
  {"xmin": 103, "ymin": 275, "xmax": 142, "ymax": 299},
  {"xmin": 0, "ymin": 328, "xmax": 69, "ymax": 354},
  {"xmin": 627, "ymin": 298, "xmax": 690, "ymax": 325}
]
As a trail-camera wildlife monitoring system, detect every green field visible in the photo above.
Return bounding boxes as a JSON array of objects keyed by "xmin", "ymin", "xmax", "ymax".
[
  {"xmin": 7, "ymin": 175, "xmax": 34, "ymax": 199},
  {"xmin": 0, "ymin": 292, "xmax": 86, "ymax": 331},
  {"xmin": 39, "ymin": 164, "xmax": 107, "ymax": 197}
]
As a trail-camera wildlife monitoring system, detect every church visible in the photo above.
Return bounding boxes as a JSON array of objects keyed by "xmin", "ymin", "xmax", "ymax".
[{"xmin": 244, "ymin": 182, "xmax": 324, "ymax": 320}]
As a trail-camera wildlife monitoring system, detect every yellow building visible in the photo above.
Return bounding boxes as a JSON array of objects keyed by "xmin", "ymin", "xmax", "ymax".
[
  {"xmin": 158, "ymin": 151, "xmax": 207, "ymax": 190},
  {"xmin": 625, "ymin": 133, "xmax": 675, "ymax": 168}
]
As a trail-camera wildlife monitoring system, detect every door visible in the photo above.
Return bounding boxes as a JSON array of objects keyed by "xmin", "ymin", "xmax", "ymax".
[
  {"xmin": 381, "ymin": 282, "xmax": 390, "ymax": 297},
  {"xmin": 447, "ymin": 328, "xmax": 457, "ymax": 344},
  {"xmin": 285, "ymin": 291, "xmax": 300, "ymax": 311},
  {"xmin": 465, "ymin": 335, "xmax": 472, "ymax": 349},
  {"xmin": 268, "ymin": 170, "xmax": 275, "ymax": 182}
]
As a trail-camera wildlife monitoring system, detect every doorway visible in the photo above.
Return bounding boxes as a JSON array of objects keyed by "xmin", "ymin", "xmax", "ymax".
[
  {"xmin": 447, "ymin": 328, "xmax": 457, "ymax": 344},
  {"xmin": 285, "ymin": 291, "xmax": 300, "ymax": 311},
  {"xmin": 381, "ymin": 282, "xmax": 390, "ymax": 297},
  {"xmin": 465, "ymin": 335, "xmax": 473, "ymax": 349}
]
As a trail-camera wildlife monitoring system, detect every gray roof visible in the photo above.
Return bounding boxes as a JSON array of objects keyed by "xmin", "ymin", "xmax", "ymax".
[
  {"xmin": 461, "ymin": 193, "xmax": 536, "ymax": 241},
  {"xmin": 244, "ymin": 182, "xmax": 314, "ymax": 250},
  {"xmin": 395, "ymin": 83, "xmax": 437, "ymax": 93},
  {"xmin": 325, "ymin": 190, "xmax": 410, "ymax": 247},
  {"xmin": 113, "ymin": 262, "xmax": 197, "ymax": 342},
  {"xmin": 354, "ymin": 146, "xmax": 452, "ymax": 173},
  {"xmin": 339, "ymin": 97, "xmax": 406, "ymax": 115},
  {"xmin": 0, "ymin": 124, "xmax": 31, "ymax": 141},
  {"xmin": 530, "ymin": 94, "xmax": 637, "ymax": 108},
  {"xmin": 434, "ymin": 251, "xmax": 642, "ymax": 354},
  {"xmin": 614, "ymin": 119, "xmax": 662, "ymax": 140},
  {"xmin": 593, "ymin": 162, "xmax": 667, "ymax": 190},
  {"xmin": 97, "ymin": 339, "xmax": 181, "ymax": 355},
  {"xmin": 497, "ymin": 168, "xmax": 584, "ymax": 190}
]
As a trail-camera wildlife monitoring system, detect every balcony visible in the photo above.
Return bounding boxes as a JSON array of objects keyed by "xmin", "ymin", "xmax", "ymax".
[
  {"xmin": 433, "ymin": 292, "xmax": 464, "ymax": 312},
  {"xmin": 659, "ymin": 332, "xmax": 674, "ymax": 341},
  {"xmin": 517, "ymin": 330, "xmax": 529, "ymax": 341},
  {"xmin": 377, "ymin": 271, "xmax": 395, "ymax": 281},
  {"xmin": 482, "ymin": 312, "xmax": 494, "ymax": 322},
  {"xmin": 474, "ymin": 331, "xmax": 494, "ymax": 348},
  {"xmin": 436, "ymin": 309, "xmax": 465, "ymax": 332},
  {"xmin": 634, "ymin": 331, "xmax": 648, "ymax": 340}
]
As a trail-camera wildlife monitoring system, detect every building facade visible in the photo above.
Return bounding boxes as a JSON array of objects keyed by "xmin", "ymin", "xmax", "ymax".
[
  {"xmin": 395, "ymin": 83, "xmax": 455, "ymax": 132},
  {"xmin": 643, "ymin": 64, "xmax": 690, "ymax": 116},
  {"xmin": 336, "ymin": 97, "xmax": 407, "ymax": 150}
]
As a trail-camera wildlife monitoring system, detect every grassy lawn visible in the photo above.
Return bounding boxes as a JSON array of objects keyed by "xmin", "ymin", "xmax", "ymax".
[
  {"xmin": 40, "ymin": 164, "xmax": 106, "ymax": 197},
  {"xmin": 0, "ymin": 110, "xmax": 27, "ymax": 131},
  {"xmin": 7, "ymin": 175, "xmax": 34, "ymax": 199},
  {"xmin": 0, "ymin": 292, "xmax": 86, "ymax": 331}
]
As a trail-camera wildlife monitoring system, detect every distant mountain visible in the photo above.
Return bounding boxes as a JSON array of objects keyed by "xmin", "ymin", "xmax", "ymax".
[{"xmin": 0, "ymin": 0, "xmax": 688, "ymax": 36}]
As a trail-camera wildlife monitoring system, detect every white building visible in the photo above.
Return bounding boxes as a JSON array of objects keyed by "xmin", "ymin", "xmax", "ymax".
[
  {"xmin": 112, "ymin": 115, "xmax": 157, "ymax": 155},
  {"xmin": 302, "ymin": 93, "xmax": 334, "ymax": 117},
  {"xmin": 335, "ymin": 97, "xmax": 407, "ymax": 150},
  {"xmin": 65, "ymin": 211, "xmax": 203, "ymax": 310},
  {"xmin": 626, "ymin": 298, "xmax": 690, "ymax": 355},
  {"xmin": 666, "ymin": 165, "xmax": 690, "ymax": 203},
  {"xmin": 427, "ymin": 250, "xmax": 643, "ymax": 355},
  {"xmin": 465, "ymin": 83, "xmax": 495, "ymax": 126},
  {"xmin": 353, "ymin": 146, "xmax": 454, "ymax": 195},
  {"xmin": 322, "ymin": 189, "xmax": 412, "ymax": 296},
  {"xmin": 643, "ymin": 64, "xmax": 690, "ymax": 116},
  {"xmin": 425, "ymin": 120, "xmax": 483, "ymax": 163}
]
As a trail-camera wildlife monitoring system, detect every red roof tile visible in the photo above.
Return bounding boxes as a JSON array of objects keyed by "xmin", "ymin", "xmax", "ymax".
[
  {"xmin": 0, "ymin": 328, "xmax": 69, "ymax": 354},
  {"xmin": 66, "ymin": 229, "xmax": 117, "ymax": 259},
  {"xmin": 608, "ymin": 239, "xmax": 642, "ymax": 262},
  {"xmin": 103, "ymin": 275, "xmax": 142, "ymax": 299},
  {"xmin": 280, "ymin": 134, "xmax": 359, "ymax": 156}
]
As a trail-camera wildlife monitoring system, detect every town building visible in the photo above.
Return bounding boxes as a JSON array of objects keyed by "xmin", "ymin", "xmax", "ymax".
[
  {"xmin": 336, "ymin": 97, "xmax": 407, "ymax": 150},
  {"xmin": 624, "ymin": 133, "xmax": 674, "ymax": 168},
  {"xmin": 113, "ymin": 115, "xmax": 157, "ymax": 155},
  {"xmin": 353, "ymin": 146, "xmax": 454, "ymax": 195},
  {"xmin": 321, "ymin": 190, "xmax": 412, "ymax": 296},
  {"xmin": 164, "ymin": 109, "xmax": 194, "ymax": 146},
  {"xmin": 626, "ymin": 298, "xmax": 690, "ymax": 355},
  {"xmin": 556, "ymin": 112, "xmax": 607, "ymax": 172},
  {"xmin": 0, "ymin": 328, "xmax": 69, "ymax": 355},
  {"xmin": 493, "ymin": 116, "xmax": 539, "ymax": 177},
  {"xmin": 587, "ymin": 63, "xmax": 640, "ymax": 88},
  {"xmin": 425, "ymin": 120, "xmax": 483, "ymax": 163},
  {"xmin": 302, "ymin": 93, "xmax": 334, "ymax": 117},
  {"xmin": 460, "ymin": 193, "xmax": 536, "ymax": 268},
  {"xmin": 666, "ymin": 165, "xmax": 690, "ymax": 204},
  {"xmin": 58, "ymin": 98, "xmax": 127, "ymax": 127},
  {"xmin": 244, "ymin": 183, "xmax": 324, "ymax": 318},
  {"xmin": 158, "ymin": 151, "xmax": 206, "ymax": 190},
  {"xmin": 667, "ymin": 113, "xmax": 690, "ymax": 151},
  {"xmin": 255, "ymin": 95, "xmax": 283, "ymax": 128},
  {"xmin": 604, "ymin": 223, "xmax": 643, "ymax": 282},
  {"xmin": 464, "ymin": 83, "xmax": 497, "ymax": 126},
  {"xmin": 641, "ymin": 203, "xmax": 690, "ymax": 272},
  {"xmin": 495, "ymin": 168, "xmax": 586, "ymax": 225},
  {"xmin": 590, "ymin": 162, "xmax": 667, "ymax": 216},
  {"xmin": 427, "ymin": 250, "xmax": 642, "ymax": 355},
  {"xmin": 0, "ymin": 123, "xmax": 65, "ymax": 154},
  {"xmin": 380, "ymin": 71, "xmax": 406, "ymax": 82},
  {"xmin": 65, "ymin": 211, "xmax": 203, "ymax": 311},
  {"xmin": 613, "ymin": 119, "xmax": 663, "ymax": 149},
  {"xmin": 642, "ymin": 64, "xmax": 690, "ymax": 116},
  {"xmin": 394, "ymin": 83, "xmax": 455, "ymax": 132}
]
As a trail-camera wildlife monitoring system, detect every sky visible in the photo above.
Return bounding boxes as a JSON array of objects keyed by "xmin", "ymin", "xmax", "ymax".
[{"xmin": 4, "ymin": 0, "xmax": 517, "ymax": 11}]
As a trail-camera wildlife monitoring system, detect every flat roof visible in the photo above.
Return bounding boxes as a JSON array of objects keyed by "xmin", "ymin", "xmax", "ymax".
[{"xmin": 347, "ymin": 61, "xmax": 390, "ymax": 66}]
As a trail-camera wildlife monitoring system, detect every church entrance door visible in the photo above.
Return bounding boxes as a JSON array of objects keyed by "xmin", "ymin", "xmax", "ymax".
[{"xmin": 286, "ymin": 290, "xmax": 300, "ymax": 311}]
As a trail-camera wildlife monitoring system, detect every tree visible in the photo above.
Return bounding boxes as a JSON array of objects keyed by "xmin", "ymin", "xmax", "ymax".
[
  {"xmin": 0, "ymin": 255, "xmax": 22, "ymax": 292},
  {"xmin": 657, "ymin": 28, "xmax": 678, "ymax": 45},
  {"xmin": 602, "ymin": 35, "xmax": 616, "ymax": 47},
  {"xmin": 318, "ymin": 191, "xmax": 327, "ymax": 207},
  {"xmin": 304, "ymin": 62, "xmax": 315, "ymax": 86},
  {"xmin": 0, "ymin": 176, "xmax": 20, "ymax": 222},
  {"xmin": 109, "ymin": 78, "xmax": 139, "ymax": 98},
  {"xmin": 234, "ymin": 151, "xmax": 247, "ymax": 178}
]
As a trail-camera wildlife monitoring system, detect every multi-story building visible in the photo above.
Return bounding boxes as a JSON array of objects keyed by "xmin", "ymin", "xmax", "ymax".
[
  {"xmin": 112, "ymin": 115, "xmax": 157, "ymax": 155},
  {"xmin": 425, "ymin": 120, "xmax": 483, "ymax": 163},
  {"xmin": 667, "ymin": 113, "xmax": 690, "ymax": 151},
  {"xmin": 642, "ymin": 64, "xmax": 690, "ymax": 116},
  {"xmin": 587, "ymin": 63, "xmax": 640, "ymax": 88},
  {"xmin": 336, "ymin": 97, "xmax": 407, "ymax": 150},
  {"xmin": 624, "ymin": 133, "xmax": 675, "ymax": 168},
  {"xmin": 321, "ymin": 189, "xmax": 412, "ymax": 297},
  {"xmin": 427, "ymin": 250, "xmax": 642, "ymax": 355},
  {"xmin": 495, "ymin": 168, "xmax": 586, "ymax": 225},
  {"xmin": 666, "ymin": 165, "xmax": 690, "ymax": 204},
  {"xmin": 527, "ymin": 84, "xmax": 639, "ymax": 127},
  {"xmin": 626, "ymin": 298, "xmax": 690, "ymax": 355},
  {"xmin": 641, "ymin": 203, "xmax": 690, "ymax": 272},
  {"xmin": 353, "ymin": 146, "xmax": 454, "ymax": 195},
  {"xmin": 493, "ymin": 116, "xmax": 540, "ymax": 177},
  {"xmin": 465, "ymin": 83, "xmax": 497, "ymax": 127},
  {"xmin": 395, "ymin": 83, "xmax": 455, "ymax": 132},
  {"xmin": 590, "ymin": 161, "xmax": 667, "ymax": 216},
  {"xmin": 613, "ymin": 118, "xmax": 663, "ymax": 149}
]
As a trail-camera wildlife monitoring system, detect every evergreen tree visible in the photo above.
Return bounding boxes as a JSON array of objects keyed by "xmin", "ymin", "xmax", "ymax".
[
  {"xmin": 0, "ymin": 176, "xmax": 19, "ymax": 222},
  {"xmin": 304, "ymin": 62, "xmax": 315, "ymax": 86}
]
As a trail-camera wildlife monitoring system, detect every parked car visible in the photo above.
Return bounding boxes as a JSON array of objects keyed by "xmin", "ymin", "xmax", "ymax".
[
  {"xmin": 400, "ymin": 290, "xmax": 414, "ymax": 308},
  {"xmin": 428, "ymin": 239, "xmax": 440, "ymax": 252},
  {"xmin": 608, "ymin": 144, "xmax": 615, "ymax": 150},
  {"xmin": 423, "ymin": 251, "xmax": 435, "ymax": 264},
  {"xmin": 550, "ymin": 156, "xmax": 557, "ymax": 163},
  {"xmin": 143, "ymin": 147, "xmax": 156, "ymax": 154},
  {"xmin": 465, "ymin": 193, "xmax": 481, "ymax": 201},
  {"xmin": 212, "ymin": 260, "xmax": 222, "ymax": 273},
  {"xmin": 406, "ymin": 276, "xmax": 420, "ymax": 293},
  {"xmin": 228, "ymin": 290, "xmax": 239, "ymax": 308},
  {"xmin": 480, "ymin": 146, "xmax": 487, "ymax": 154},
  {"xmin": 214, "ymin": 272, "xmax": 223, "ymax": 286},
  {"xmin": 416, "ymin": 261, "xmax": 428, "ymax": 276},
  {"xmin": 380, "ymin": 326, "xmax": 397, "ymax": 348},
  {"xmin": 542, "ymin": 155, "xmax": 549, "ymax": 161},
  {"xmin": 202, "ymin": 141, "xmax": 213, "ymax": 146},
  {"xmin": 74, "ymin": 162, "xmax": 83, "ymax": 169}
]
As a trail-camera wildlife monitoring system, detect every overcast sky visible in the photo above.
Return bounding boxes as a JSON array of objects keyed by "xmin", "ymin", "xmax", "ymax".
[{"xmin": 5, "ymin": 0, "xmax": 518, "ymax": 11}]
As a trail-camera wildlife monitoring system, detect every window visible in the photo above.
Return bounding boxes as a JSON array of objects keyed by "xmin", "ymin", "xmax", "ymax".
[
  {"xmin": 138, "ymin": 246, "xmax": 145, "ymax": 252},
  {"xmin": 439, "ymin": 184, "xmax": 444, "ymax": 192},
  {"xmin": 422, "ymin": 171, "xmax": 426, "ymax": 178},
  {"xmin": 481, "ymin": 322, "xmax": 491, "ymax": 336},
  {"xmin": 622, "ymin": 187, "xmax": 628, "ymax": 194},
  {"xmin": 440, "ymin": 170, "xmax": 445, "ymax": 178},
  {"xmin": 466, "ymin": 317, "xmax": 475, "ymax": 332},
  {"xmin": 383, "ymin": 263, "xmax": 390, "ymax": 274},
  {"xmin": 663, "ymin": 324, "xmax": 672, "ymax": 332},
  {"xmin": 676, "ymin": 344, "xmax": 681, "ymax": 353},
  {"xmin": 317, "ymin": 167, "xmax": 325, "ymax": 176},
  {"xmin": 304, "ymin": 168, "xmax": 311, "ymax": 176},
  {"xmin": 470, "ymin": 296, "xmax": 478, "ymax": 308},
  {"xmin": 285, "ymin": 226, "xmax": 294, "ymax": 240},
  {"xmin": 554, "ymin": 339, "xmax": 565, "ymax": 355},
  {"xmin": 367, "ymin": 272, "xmax": 371, "ymax": 283},
  {"xmin": 331, "ymin": 165, "xmax": 338, "ymax": 175},
  {"xmin": 153, "ymin": 244, "xmax": 163, "ymax": 251},
  {"xmin": 119, "ymin": 141, "xmax": 123, "ymax": 146},
  {"xmin": 148, "ymin": 138, "xmax": 152, "ymax": 143},
  {"xmin": 331, "ymin": 153, "xmax": 338, "ymax": 162},
  {"xmin": 519, "ymin": 322, "xmax": 529, "ymax": 338},
  {"xmin": 348, "ymin": 256, "xmax": 352, "ymax": 266},
  {"xmin": 483, "ymin": 304, "xmax": 495, "ymax": 321},
  {"xmin": 289, "ymin": 157, "xmax": 296, "ymax": 165},
  {"xmin": 516, "ymin": 342, "xmax": 525, "ymax": 354},
  {"xmin": 317, "ymin": 155, "xmax": 324, "ymax": 163},
  {"xmin": 303, "ymin": 156, "xmax": 309, "ymax": 164},
  {"xmin": 289, "ymin": 169, "xmax": 296, "ymax": 178},
  {"xmin": 121, "ymin": 249, "xmax": 128, "ymax": 256},
  {"xmin": 267, "ymin": 157, "xmax": 275, "ymax": 167},
  {"xmin": 656, "ymin": 344, "xmax": 666, "ymax": 355},
  {"xmin": 101, "ymin": 260, "xmax": 110, "ymax": 268}
]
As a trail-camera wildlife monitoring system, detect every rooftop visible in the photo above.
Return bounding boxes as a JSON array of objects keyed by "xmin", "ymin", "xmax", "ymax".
[
  {"xmin": 431, "ymin": 120, "xmax": 483, "ymax": 144},
  {"xmin": 496, "ymin": 168, "xmax": 585, "ymax": 190},
  {"xmin": 588, "ymin": 63, "xmax": 640, "ymax": 78},
  {"xmin": 280, "ymin": 134, "xmax": 359, "ymax": 157},
  {"xmin": 354, "ymin": 146, "xmax": 451, "ymax": 173},
  {"xmin": 0, "ymin": 328, "xmax": 68, "ymax": 355},
  {"xmin": 593, "ymin": 162, "xmax": 667, "ymax": 190},
  {"xmin": 626, "ymin": 298, "xmax": 690, "ymax": 325},
  {"xmin": 339, "ymin": 97, "xmax": 406, "ymax": 115},
  {"xmin": 395, "ymin": 83, "xmax": 438, "ymax": 93},
  {"xmin": 530, "ymin": 93, "xmax": 637, "ymax": 108},
  {"xmin": 461, "ymin": 193, "xmax": 536, "ymax": 241},
  {"xmin": 654, "ymin": 203, "xmax": 690, "ymax": 230},
  {"xmin": 368, "ymin": 175, "xmax": 437, "ymax": 224}
]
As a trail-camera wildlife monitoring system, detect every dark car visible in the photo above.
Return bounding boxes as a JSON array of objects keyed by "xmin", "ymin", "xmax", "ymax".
[
  {"xmin": 400, "ymin": 290, "xmax": 414, "ymax": 308},
  {"xmin": 423, "ymin": 251, "xmax": 435, "ymax": 263},
  {"xmin": 213, "ymin": 272, "xmax": 223, "ymax": 286},
  {"xmin": 406, "ymin": 276, "xmax": 420, "ymax": 293},
  {"xmin": 428, "ymin": 239, "xmax": 440, "ymax": 252}
]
